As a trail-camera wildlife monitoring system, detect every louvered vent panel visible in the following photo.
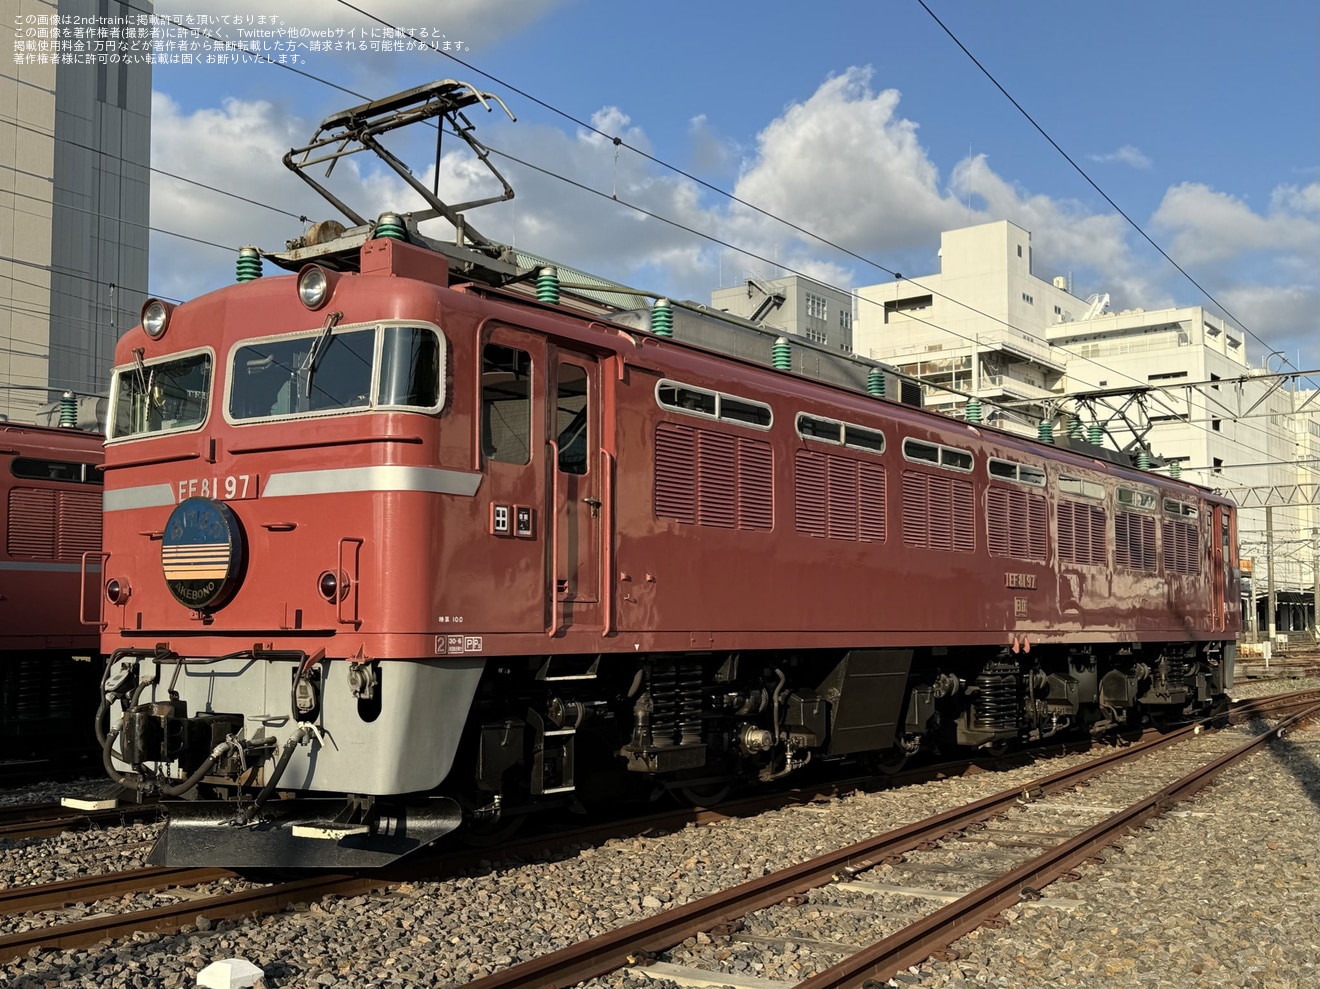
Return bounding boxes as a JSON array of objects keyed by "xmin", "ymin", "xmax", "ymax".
[
  {"xmin": 987, "ymin": 488, "xmax": 1011, "ymax": 557},
  {"xmin": 1139, "ymin": 516, "xmax": 1156, "ymax": 571},
  {"xmin": 1007, "ymin": 490, "xmax": 1029, "ymax": 559},
  {"xmin": 795, "ymin": 451, "xmax": 827, "ymax": 537},
  {"xmin": 827, "ymin": 459, "xmax": 858, "ymax": 541},
  {"xmin": 654, "ymin": 423, "xmax": 696, "ymax": 523},
  {"xmin": 1058, "ymin": 501, "xmax": 1078, "ymax": 565},
  {"xmin": 988, "ymin": 488, "xmax": 1043, "ymax": 561},
  {"xmin": 952, "ymin": 479, "xmax": 974, "ymax": 553},
  {"xmin": 902, "ymin": 472, "xmax": 929, "ymax": 548},
  {"xmin": 56, "ymin": 491, "xmax": 102, "ymax": 561},
  {"xmin": 696, "ymin": 431, "xmax": 737, "ymax": 528},
  {"xmin": 1116, "ymin": 513, "xmax": 1134, "ymax": 569},
  {"xmin": 1087, "ymin": 505, "xmax": 1107, "ymax": 566},
  {"xmin": 736, "ymin": 438, "xmax": 774, "ymax": 531},
  {"xmin": 1117, "ymin": 513, "xmax": 1158, "ymax": 572},
  {"xmin": 1028, "ymin": 496, "xmax": 1047, "ymax": 561},
  {"xmin": 8, "ymin": 489, "xmax": 57, "ymax": 559},
  {"xmin": 858, "ymin": 462, "xmax": 886, "ymax": 542},
  {"xmin": 1163, "ymin": 520, "xmax": 1200, "ymax": 575},
  {"xmin": 926, "ymin": 475, "xmax": 954, "ymax": 552}
]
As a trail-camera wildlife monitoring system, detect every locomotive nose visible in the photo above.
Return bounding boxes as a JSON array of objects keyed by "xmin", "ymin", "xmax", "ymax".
[{"xmin": 161, "ymin": 497, "xmax": 246, "ymax": 610}]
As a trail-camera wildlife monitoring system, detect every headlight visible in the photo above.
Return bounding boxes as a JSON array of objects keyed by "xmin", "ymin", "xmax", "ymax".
[
  {"xmin": 298, "ymin": 265, "xmax": 330, "ymax": 310},
  {"xmin": 105, "ymin": 578, "xmax": 130, "ymax": 605},
  {"xmin": 141, "ymin": 299, "xmax": 171, "ymax": 338}
]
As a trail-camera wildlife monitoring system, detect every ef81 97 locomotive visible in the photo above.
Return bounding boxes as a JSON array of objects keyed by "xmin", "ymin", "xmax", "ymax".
[{"xmin": 93, "ymin": 82, "xmax": 1240, "ymax": 868}]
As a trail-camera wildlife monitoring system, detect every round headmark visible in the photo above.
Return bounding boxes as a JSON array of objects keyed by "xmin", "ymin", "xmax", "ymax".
[{"xmin": 161, "ymin": 497, "xmax": 244, "ymax": 609}]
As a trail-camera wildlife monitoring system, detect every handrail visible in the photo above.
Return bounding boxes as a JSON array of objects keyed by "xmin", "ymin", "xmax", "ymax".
[
  {"xmin": 80, "ymin": 551, "xmax": 110, "ymax": 629},
  {"xmin": 546, "ymin": 439, "xmax": 560, "ymax": 638},
  {"xmin": 600, "ymin": 450, "xmax": 614, "ymax": 638},
  {"xmin": 336, "ymin": 537, "xmax": 363, "ymax": 627}
]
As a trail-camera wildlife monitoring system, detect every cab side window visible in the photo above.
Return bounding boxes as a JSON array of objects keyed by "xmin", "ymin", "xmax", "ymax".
[{"xmin": 481, "ymin": 344, "xmax": 532, "ymax": 465}]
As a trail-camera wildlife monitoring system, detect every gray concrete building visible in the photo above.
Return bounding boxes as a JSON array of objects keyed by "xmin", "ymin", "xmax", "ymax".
[
  {"xmin": 1, "ymin": 0, "xmax": 151, "ymax": 425},
  {"xmin": 712, "ymin": 274, "xmax": 856, "ymax": 353}
]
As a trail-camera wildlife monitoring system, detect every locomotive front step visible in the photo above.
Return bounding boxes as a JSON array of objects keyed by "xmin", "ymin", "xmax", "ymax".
[{"xmin": 148, "ymin": 797, "xmax": 462, "ymax": 870}]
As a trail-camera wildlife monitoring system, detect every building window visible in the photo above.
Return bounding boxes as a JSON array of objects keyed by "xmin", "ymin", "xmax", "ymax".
[
  {"xmin": 805, "ymin": 292, "xmax": 828, "ymax": 320},
  {"xmin": 1017, "ymin": 245, "xmax": 1022, "ymax": 258},
  {"xmin": 1213, "ymin": 457, "xmax": 1223, "ymax": 473},
  {"xmin": 1053, "ymin": 305, "xmax": 1061, "ymax": 315},
  {"xmin": 1212, "ymin": 418, "xmax": 1221, "ymax": 432},
  {"xmin": 839, "ymin": 309, "xmax": 853, "ymax": 331},
  {"xmin": 1022, "ymin": 293, "xmax": 1033, "ymax": 305}
]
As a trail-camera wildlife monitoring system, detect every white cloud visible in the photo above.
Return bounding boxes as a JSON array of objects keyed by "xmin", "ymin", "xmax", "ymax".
[
  {"xmin": 1151, "ymin": 181, "xmax": 1320, "ymax": 265},
  {"xmin": 147, "ymin": 65, "xmax": 1318, "ymax": 372},
  {"xmin": 1088, "ymin": 145, "xmax": 1153, "ymax": 170}
]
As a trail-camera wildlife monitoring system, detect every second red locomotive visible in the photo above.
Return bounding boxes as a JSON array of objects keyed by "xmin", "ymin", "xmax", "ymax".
[
  {"xmin": 91, "ymin": 83, "xmax": 1241, "ymax": 868},
  {"xmin": 1, "ymin": 420, "xmax": 103, "ymax": 758}
]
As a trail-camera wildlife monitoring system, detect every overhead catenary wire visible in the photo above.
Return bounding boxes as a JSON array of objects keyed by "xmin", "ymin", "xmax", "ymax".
[
  {"xmin": 322, "ymin": 0, "xmax": 1317, "ymax": 486},
  {"xmin": 12, "ymin": 6, "xmax": 1310, "ymax": 488}
]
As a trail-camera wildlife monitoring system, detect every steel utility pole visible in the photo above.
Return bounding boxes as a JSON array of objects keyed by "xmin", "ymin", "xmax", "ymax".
[{"xmin": 1266, "ymin": 507, "xmax": 1276, "ymax": 642}]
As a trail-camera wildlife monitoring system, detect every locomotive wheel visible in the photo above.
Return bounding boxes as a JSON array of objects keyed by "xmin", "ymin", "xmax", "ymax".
[{"xmin": 872, "ymin": 747, "xmax": 910, "ymax": 776}]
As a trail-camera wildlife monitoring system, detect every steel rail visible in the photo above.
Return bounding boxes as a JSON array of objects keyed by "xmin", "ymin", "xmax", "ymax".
[
  {"xmin": 0, "ymin": 874, "xmax": 378, "ymax": 963},
  {"xmin": 805, "ymin": 701, "xmax": 1320, "ymax": 988},
  {"xmin": 449, "ymin": 692, "xmax": 1313, "ymax": 989},
  {"xmin": 1, "ymin": 689, "xmax": 1310, "ymax": 969},
  {"xmin": 0, "ymin": 867, "xmax": 232, "ymax": 916},
  {"xmin": 0, "ymin": 803, "xmax": 161, "ymax": 841}
]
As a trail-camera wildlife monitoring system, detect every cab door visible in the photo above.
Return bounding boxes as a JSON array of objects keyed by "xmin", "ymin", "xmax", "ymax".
[{"xmin": 548, "ymin": 349, "xmax": 604, "ymax": 634}]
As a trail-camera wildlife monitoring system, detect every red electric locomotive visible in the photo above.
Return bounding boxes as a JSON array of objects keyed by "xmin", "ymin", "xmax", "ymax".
[
  {"xmin": 92, "ymin": 83, "xmax": 1241, "ymax": 868},
  {"xmin": 1, "ymin": 420, "xmax": 103, "ymax": 758}
]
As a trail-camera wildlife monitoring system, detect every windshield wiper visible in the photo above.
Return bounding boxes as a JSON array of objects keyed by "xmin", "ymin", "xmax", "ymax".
[{"xmin": 300, "ymin": 310, "xmax": 343, "ymax": 397}]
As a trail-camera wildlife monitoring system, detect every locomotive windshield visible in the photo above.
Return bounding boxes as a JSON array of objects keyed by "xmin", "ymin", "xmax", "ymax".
[
  {"xmin": 228, "ymin": 322, "xmax": 443, "ymax": 423},
  {"xmin": 108, "ymin": 351, "xmax": 212, "ymax": 440}
]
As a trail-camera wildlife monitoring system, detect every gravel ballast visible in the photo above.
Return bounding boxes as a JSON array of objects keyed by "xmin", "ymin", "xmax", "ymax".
[{"xmin": 0, "ymin": 676, "xmax": 1315, "ymax": 988}]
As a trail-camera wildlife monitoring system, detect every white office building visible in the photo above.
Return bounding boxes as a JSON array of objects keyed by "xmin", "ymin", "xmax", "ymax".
[{"xmin": 853, "ymin": 220, "xmax": 1318, "ymax": 636}]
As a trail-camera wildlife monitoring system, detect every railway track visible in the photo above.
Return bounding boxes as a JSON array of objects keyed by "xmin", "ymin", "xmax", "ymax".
[
  {"xmin": 459, "ymin": 694, "xmax": 1320, "ymax": 989},
  {"xmin": 0, "ymin": 800, "xmax": 160, "ymax": 841},
  {"xmin": 0, "ymin": 689, "xmax": 1313, "ymax": 970}
]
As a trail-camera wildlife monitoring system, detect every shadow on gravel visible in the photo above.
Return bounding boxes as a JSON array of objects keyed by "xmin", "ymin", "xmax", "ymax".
[{"xmin": 1245, "ymin": 714, "xmax": 1320, "ymax": 813}]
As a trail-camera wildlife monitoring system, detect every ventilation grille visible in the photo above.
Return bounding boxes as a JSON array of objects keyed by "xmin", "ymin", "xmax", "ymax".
[
  {"xmin": 654, "ymin": 422, "xmax": 773, "ymax": 531},
  {"xmin": 1058, "ymin": 499, "xmax": 1107, "ymax": 567},
  {"xmin": 901, "ymin": 471, "xmax": 974, "ymax": 553},
  {"xmin": 1116, "ymin": 512, "xmax": 1157, "ymax": 572},
  {"xmin": 1162, "ymin": 518, "xmax": 1201, "ymax": 575},
  {"xmin": 986, "ymin": 486, "xmax": 1046, "ymax": 561},
  {"xmin": 794, "ymin": 451, "xmax": 886, "ymax": 543},
  {"xmin": 7, "ymin": 489, "xmax": 102, "ymax": 561}
]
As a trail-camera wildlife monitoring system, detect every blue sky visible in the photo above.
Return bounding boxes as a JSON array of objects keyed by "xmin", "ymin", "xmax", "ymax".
[{"xmin": 148, "ymin": 0, "xmax": 1319, "ymax": 372}]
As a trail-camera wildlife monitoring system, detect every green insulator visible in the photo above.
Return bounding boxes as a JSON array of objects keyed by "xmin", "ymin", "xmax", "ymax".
[
  {"xmin": 1170, "ymin": 461, "xmax": 1182, "ymax": 480},
  {"xmin": 235, "ymin": 246, "xmax": 263, "ymax": 283},
  {"xmin": 536, "ymin": 266, "xmax": 560, "ymax": 304},
  {"xmin": 772, "ymin": 337, "xmax": 792, "ymax": 371},
  {"xmin": 867, "ymin": 367, "xmax": 886, "ymax": 398},
  {"xmin": 1087, "ymin": 422, "xmax": 1103, "ymax": 445},
  {"xmin": 1038, "ymin": 419, "xmax": 1054, "ymax": 443},
  {"xmin": 650, "ymin": 298, "xmax": 674, "ymax": 337},
  {"xmin": 965, "ymin": 398, "xmax": 982, "ymax": 424},
  {"xmin": 59, "ymin": 391, "xmax": 77, "ymax": 428},
  {"xmin": 1067, "ymin": 415, "xmax": 1083, "ymax": 439},
  {"xmin": 375, "ymin": 212, "xmax": 407, "ymax": 240},
  {"xmin": 1137, "ymin": 449, "xmax": 1151, "ymax": 470}
]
